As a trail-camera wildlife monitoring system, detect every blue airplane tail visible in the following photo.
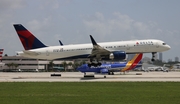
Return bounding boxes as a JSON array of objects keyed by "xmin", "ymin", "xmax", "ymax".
[{"xmin": 13, "ymin": 24, "xmax": 47, "ymax": 50}]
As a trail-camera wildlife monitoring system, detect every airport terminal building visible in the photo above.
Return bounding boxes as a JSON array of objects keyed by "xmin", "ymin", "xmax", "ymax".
[{"xmin": 0, "ymin": 56, "xmax": 74, "ymax": 72}]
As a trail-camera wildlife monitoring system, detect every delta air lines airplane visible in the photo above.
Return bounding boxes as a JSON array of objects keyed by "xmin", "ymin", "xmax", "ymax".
[{"xmin": 13, "ymin": 24, "xmax": 170, "ymax": 67}]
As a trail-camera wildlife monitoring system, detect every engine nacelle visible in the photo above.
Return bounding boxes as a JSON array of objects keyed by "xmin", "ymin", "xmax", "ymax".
[
  {"xmin": 109, "ymin": 51, "xmax": 126, "ymax": 60},
  {"xmin": 100, "ymin": 69, "xmax": 109, "ymax": 73}
]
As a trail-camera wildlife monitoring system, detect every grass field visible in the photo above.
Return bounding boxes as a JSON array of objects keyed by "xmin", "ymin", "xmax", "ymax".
[{"xmin": 0, "ymin": 82, "xmax": 180, "ymax": 104}]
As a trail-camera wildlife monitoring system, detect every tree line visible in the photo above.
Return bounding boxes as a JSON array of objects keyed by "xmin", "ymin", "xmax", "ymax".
[{"xmin": 4, "ymin": 61, "xmax": 86, "ymax": 72}]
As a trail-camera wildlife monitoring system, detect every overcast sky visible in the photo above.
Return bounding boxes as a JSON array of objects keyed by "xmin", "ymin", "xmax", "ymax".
[{"xmin": 0, "ymin": 0, "xmax": 179, "ymax": 61}]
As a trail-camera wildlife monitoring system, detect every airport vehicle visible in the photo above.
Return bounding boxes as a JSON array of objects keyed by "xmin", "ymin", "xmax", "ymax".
[
  {"xmin": 77, "ymin": 53, "xmax": 143, "ymax": 77},
  {"xmin": 13, "ymin": 24, "xmax": 170, "ymax": 66}
]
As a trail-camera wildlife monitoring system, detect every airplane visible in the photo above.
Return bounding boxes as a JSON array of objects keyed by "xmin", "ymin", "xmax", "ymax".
[
  {"xmin": 77, "ymin": 53, "xmax": 143, "ymax": 78},
  {"xmin": 13, "ymin": 24, "xmax": 170, "ymax": 67},
  {"xmin": 142, "ymin": 63, "xmax": 169, "ymax": 72}
]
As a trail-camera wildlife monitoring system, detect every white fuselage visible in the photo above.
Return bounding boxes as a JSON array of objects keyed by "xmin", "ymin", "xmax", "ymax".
[{"xmin": 17, "ymin": 39, "xmax": 170, "ymax": 60}]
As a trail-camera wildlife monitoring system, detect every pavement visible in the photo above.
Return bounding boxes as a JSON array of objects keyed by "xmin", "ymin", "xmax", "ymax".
[{"xmin": 0, "ymin": 71, "xmax": 180, "ymax": 82}]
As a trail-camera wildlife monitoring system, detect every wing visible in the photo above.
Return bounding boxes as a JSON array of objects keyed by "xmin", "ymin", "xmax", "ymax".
[{"xmin": 88, "ymin": 35, "xmax": 111, "ymax": 60}]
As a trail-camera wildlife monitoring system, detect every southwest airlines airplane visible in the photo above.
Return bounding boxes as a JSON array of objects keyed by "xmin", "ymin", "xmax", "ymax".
[
  {"xmin": 77, "ymin": 53, "xmax": 143, "ymax": 77},
  {"xmin": 13, "ymin": 24, "xmax": 170, "ymax": 67}
]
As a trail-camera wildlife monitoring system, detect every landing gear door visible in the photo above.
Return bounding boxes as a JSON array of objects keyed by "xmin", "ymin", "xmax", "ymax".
[{"xmin": 46, "ymin": 50, "xmax": 50, "ymax": 56}]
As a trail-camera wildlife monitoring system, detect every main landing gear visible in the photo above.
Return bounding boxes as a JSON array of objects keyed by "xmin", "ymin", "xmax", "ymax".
[
  {"xmin": 88, "ymin": 62, "xmax": 102, "ymax": 67},
  {"xmin": 108, "ymin": 72, "xmax": 114, "ymax": 75},
  {"xmin": 151, "ymin": 52, "xmax": 157, "ymax": 62},
  {"xmin": 88, "ymin": 58, "xmax": 102, "ymax": 67}
]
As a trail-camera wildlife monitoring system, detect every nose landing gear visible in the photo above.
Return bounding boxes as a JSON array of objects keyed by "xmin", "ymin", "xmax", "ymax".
[{"xmin": 151, "ymin": 52, "xmax": 157, "ymax": 62}]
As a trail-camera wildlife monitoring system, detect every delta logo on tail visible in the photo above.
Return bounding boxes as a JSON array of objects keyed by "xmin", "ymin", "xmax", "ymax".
[
  {"xmin": 13, "ymin": 24, "xmax": 46, "ymax": 50},
  {"xmin": 77, "ymin": 53, "xmax": 143, "ymax": 75}
]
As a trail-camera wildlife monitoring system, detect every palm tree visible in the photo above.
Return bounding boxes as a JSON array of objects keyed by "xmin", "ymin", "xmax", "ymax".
[
  {"xmin": 4, "ymin": 54, "xmax": 8, "ymax": 56},
  {"xmin": 62, "ymin": 61, "xmax": 68, "ymax": 72},
  {"xmin": 10, "ymin": 63, "xmax": 15, "ymax": 69},
  {"xmin": 14, "ymin": 63, "xmax": 19, "ymax": 71},
  {"xmin": 72, "ymin": 62, "xmax": 80, "ymax": 71},
  {"xmin": 48, "ymin": 61, "xmax": 54, "ymax": 72},
  {"xmin": 68, "ymin": 62, "xmax": 73, "ymax": 71},
  {"xmin": 5, "ymin": 62, "xmax": 18, "ymax": 71},
  {"xmin": 79, "ymin": 61, "xmax": 86, "ymax": 66},
  {"xmin": 6, "ymin": 63, "xmax": 11, "ymax": 72}
]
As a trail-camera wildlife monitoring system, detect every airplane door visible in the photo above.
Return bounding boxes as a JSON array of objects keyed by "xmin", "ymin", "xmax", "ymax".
[
  {"xmin": 126, "ymin": 44, "xmax": 130, "ymax": 50},
  {"xmin": 156, "ymin": 42, "xmax": 159, "ymax": 48},
  {"xmin": 46, "ymin": 50, "xmax": 50, "ymax": 56}
]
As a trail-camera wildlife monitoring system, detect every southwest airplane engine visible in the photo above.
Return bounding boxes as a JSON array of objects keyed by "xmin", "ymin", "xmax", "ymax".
[
  {"xmin": 109, "ymin": 51, "xmax": 126, "ymax": 60},
  {"xmin": 100, "ymin": 69, "xmax": 109, "ymax": 73}
]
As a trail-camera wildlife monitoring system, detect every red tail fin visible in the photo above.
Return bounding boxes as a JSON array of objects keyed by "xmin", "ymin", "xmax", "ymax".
[{"xmin": 13, "ymin": 24, "xmax": 47, "ymax": 50}]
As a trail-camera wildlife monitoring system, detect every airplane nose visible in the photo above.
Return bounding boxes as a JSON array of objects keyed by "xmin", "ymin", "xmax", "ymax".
[
  {"xmin": 167, "ymin": 45, "xmax": 171, "ymax": 50},
  {"xmin": 164, "ymin": 45, "xmax": 171, "ymax": 51}
]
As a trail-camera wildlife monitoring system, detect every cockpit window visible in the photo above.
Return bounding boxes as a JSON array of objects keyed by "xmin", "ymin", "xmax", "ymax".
[{"xmin": 162, "ymin": 43, "xmax": 166, "ymax": 45}]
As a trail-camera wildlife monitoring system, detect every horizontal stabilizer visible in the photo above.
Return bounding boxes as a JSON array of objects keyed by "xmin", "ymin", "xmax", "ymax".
[{"xmin": 23, "ymin": 50, "xmax": 39, "ymax": 56}]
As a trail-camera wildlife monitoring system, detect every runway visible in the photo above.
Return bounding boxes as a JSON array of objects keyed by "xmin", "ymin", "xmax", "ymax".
[{"xmin": 0, "ymin": 71, "xmax": 180, "ymax": 82}]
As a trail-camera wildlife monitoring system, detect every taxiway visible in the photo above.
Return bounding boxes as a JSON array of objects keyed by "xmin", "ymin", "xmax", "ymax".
[{"xmin": 0, "ymin": 71, "xmax": 180, "ymax": 82}]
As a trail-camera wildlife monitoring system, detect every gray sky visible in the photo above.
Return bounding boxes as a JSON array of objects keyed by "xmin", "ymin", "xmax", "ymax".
[{"xmin": 0, "ymin": 0, "xmax": 179, "ymax": 61}]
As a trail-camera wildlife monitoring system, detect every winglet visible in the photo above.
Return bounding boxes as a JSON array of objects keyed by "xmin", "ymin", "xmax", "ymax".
[
  {"xmin": 90, "ymin": 35, "xmax": 98, "ymax": 45},
  {"xmin": 59, "ymin": 40, "xmax": 63, "ymax": 46}
]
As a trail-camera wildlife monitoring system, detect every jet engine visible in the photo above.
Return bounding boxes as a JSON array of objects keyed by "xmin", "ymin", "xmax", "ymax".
[
  {"xmin": 109, "ymin": 51, "xmax": 126, "ymax": 60},
  {"xmin": 100, "ymin": 69, "xmax": 109, "ymax": 73}
]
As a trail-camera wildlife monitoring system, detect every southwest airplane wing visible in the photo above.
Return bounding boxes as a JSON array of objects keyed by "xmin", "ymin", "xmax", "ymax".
[{"xmin": 77, "ymin": 53, "xmax": 143, "ymax": 77}]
